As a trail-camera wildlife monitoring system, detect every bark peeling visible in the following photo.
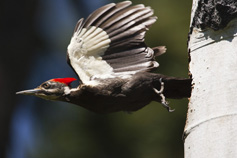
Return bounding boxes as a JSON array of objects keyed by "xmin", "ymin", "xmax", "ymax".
[{"xmin": 191, "ymin": 0, "xmax": 237, "ymax": 31}]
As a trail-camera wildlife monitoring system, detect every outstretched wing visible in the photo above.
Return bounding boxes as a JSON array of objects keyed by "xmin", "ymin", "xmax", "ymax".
[{"xmin": 67, "ymin": 1, "xmax": 166, "ymax": 85}]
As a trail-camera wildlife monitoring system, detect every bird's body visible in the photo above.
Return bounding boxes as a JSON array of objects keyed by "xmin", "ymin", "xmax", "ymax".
[
  {"xmin": 17, "ymin": 1, "xmax": 191, "ymax": 113},
  {"xmin": 64, "ymin": 72, "xmax": 156, "ymax": 113}
]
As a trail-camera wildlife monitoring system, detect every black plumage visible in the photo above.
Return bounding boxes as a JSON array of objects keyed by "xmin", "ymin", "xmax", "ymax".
[
  {"xmin": 69, "ymin": 1, "xmax": 159, "ymax": 75},
  {"xmin": 16, "ymin": 1, "xmax": 192, "ymax": 113}
]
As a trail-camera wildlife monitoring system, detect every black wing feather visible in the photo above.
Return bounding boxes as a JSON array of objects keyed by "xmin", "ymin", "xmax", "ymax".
[
  {"xmin": 82, "ymin": 3, "xmax": 116, "ymax": 28},
  {"xmin": 106, "ymin": 7, "xmax": 153, "ymax": 36},
  {"xmin": 95, "ymin": 1, "xmax": 132, "ymax": 27},
  {"xmin": 68, "ymin": 1, "xmax": 165, "ymax": 80},
  {"xmin": 100, "ymin": 4, "xmax": 145, "ymax": 29}
]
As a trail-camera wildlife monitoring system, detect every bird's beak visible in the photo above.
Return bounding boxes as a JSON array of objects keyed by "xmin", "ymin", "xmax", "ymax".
[{"xmin": 16, "ymin": 88, "xmax": 42, "ymax": 96}]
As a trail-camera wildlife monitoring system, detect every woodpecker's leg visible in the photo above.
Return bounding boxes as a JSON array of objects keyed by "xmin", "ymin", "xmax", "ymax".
[{"xmin": 153, "ymin": 78, "xmax": 175, "ymax": 112}]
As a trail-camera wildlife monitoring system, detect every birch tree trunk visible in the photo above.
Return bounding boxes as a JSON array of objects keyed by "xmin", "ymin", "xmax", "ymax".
[{"xmin": 184, "ymin": 0, "xmax": 237, "ymax": 157}]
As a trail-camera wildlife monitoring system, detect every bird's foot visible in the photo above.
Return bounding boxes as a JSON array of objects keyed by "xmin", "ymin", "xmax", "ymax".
[{"xmin": 153, "ymin": 78, "xmax": 175, "ymax": 112}]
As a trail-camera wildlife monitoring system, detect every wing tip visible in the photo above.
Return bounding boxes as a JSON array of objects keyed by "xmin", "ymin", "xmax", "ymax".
[
  {"xmin": 74, "ymin": 18, "xmax": 84, "ymax": 33},
  {"xmin": 152, "ymin": 46, "xmax": 167, "ymax": 57},
  {"xmin": 119, "ymin": 1, "xmax": 132, "ymax": 5}
]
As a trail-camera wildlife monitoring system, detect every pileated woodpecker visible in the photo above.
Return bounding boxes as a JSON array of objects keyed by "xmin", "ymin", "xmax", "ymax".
[{"xmin": 17, "ymin": 1, "xmax": 191, "ymax": 113}]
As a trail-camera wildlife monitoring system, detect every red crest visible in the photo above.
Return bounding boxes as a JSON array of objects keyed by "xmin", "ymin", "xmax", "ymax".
[{"xmin": 50, "ymin": 78, "xmax": 77, "ymax": 86}]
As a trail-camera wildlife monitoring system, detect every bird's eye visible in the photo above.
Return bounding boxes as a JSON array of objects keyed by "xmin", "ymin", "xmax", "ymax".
[{"xmin": 42, "ymin": 83, "xmax": 50, "ymax": 89}]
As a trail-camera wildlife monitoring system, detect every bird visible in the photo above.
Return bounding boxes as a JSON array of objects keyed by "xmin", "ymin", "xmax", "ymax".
[{"xmin": 16, "ymin": 1, "xmax": 191, "ymax": 113}]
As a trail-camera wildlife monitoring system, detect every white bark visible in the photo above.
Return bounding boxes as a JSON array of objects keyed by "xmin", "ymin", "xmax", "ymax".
[{"xmin": 184, "ymin": 1, "xmax": 237, "ymax": 157}]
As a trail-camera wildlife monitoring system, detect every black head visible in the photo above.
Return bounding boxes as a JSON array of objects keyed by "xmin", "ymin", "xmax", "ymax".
[{"xmin": 16, "ymin": 78, "xmax": 77, "ymax": 101}]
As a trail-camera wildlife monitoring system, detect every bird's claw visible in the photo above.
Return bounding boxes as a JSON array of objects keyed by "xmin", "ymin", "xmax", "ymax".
[{"xmin": 153, "ymin": 78, "xmax": 175, "ymax": 112}]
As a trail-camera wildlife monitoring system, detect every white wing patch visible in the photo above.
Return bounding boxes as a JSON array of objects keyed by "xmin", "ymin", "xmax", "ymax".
[{"xmin": 68, "ymin": 26, "xmax": 114, "ymax": 85}]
